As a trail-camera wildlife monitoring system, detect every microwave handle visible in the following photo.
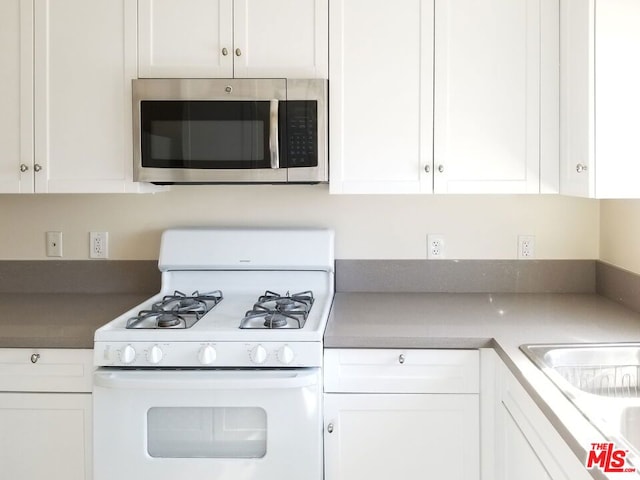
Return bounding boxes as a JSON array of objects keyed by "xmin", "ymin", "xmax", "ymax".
[{"xmin": 269, "ymin": 99, "xmax": 280, "ymax": 169}]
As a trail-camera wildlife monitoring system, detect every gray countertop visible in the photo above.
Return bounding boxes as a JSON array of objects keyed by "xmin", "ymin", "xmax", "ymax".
[
  {"xmin": 4, "ymin": 289, "xmax": 640, "ymax": 475},
  {"xmin": 325, "ymin": 292, "xmax": 640, "ymax": 348},
  {"xmin": 0, "ymin": 293, "xmax": 150, "ymax": 348},
  {"xmin": 325, "ymin": 292, "xmax": 640, "ymax": 479}
]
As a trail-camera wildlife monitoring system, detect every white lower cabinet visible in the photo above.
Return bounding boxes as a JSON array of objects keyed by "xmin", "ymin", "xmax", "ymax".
[
  {"xmin": 323, "ymin": 349, "xmax": 480, "ymax": 480},
  {"xmin": 0, "ymin": 349, "xmax": 93, "ymax": 480},
  {"xmin": 480, "ymin": 349, "xmax": 592, "ymax": 480}
]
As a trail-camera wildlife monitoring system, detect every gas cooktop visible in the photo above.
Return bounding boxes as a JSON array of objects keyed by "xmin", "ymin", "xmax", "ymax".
[{"xmin": 94, "ymin": 228, "xmax": 335, "ymax": 368}]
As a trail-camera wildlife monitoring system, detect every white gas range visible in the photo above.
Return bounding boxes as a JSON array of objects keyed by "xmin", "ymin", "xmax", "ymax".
[
  {"xmin": 94, "ymin": 227, "xmax": 334, "ymax": 368},
  {"xmin": 93, "ymin": 228, "xmax": 334, "ymax": 480}
]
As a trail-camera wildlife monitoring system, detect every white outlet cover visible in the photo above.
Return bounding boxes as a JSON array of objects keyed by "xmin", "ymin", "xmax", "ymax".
[
  {"xmin": 90, "ymin": 232, "xmax": 109, "ymax": 259},
  {"xmin": 518, "ymin": 235, "xmax": 535, "ymax": 259},
  {"xmin": 427, "ymin": 234, "xmax": 445, "ymax": 259}
]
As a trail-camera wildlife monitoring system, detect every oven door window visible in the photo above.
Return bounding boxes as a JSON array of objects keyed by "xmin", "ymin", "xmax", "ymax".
[
  {"xmin": 140, "ymin": 101, "xmax": 271, "ymax": 169},
  {"xmin": 147, "ymin": 407, "xmax": 267, "ymax": 458}
]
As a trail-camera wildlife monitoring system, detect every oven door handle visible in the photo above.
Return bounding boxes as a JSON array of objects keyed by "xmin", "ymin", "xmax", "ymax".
[
  {"xmin": 269, "ymin": 99, "xmax": 280, "ymax": 169},
  {"xmin": 94, "ymin": 368, "xmax": 319, "ymax": 390}
]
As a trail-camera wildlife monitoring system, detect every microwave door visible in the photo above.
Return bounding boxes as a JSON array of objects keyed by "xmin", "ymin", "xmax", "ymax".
[{"xmin": 136, "ymin": 100, "xmax": 287, "ymax": 184}]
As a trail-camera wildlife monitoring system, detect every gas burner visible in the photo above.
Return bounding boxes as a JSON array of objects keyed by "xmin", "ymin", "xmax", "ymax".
[
  {"xmin": 156, "ymin": 313, "xmax": 181, "ymax": 328},
  {"xmin": 241, "ymin": 290, "xmax": 314, "ymax": 329},
  {"xmin": 264, "ymin": 313, "xmax": 289, "ymax": 328},
  {"xmin": 126, "ymin": 290, "xmax": 223, "ymax": 329},
  {"xmin": 126, "ymin": 310, "xmax": 193, "ymax": 329},
  {"xmin": 276, "ymin": 298, "xmax": 297, "ymax": 311}
]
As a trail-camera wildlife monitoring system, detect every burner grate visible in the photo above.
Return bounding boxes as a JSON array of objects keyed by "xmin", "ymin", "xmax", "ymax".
[
  {"xmin": 126, "ymin": 290, "xmax": 223, "ymax": 329},
  {"xmin": 241, "ymin": 290, "xmax": 314, "ymax": 329}
]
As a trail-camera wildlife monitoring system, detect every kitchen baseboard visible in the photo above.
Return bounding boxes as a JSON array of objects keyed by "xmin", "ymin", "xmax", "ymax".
[{"xmin": 335, "ymin": 260, "xmax": 596, "ymax": 293}]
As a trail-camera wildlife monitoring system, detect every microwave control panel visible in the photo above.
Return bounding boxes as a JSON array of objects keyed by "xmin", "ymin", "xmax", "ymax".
[{"xmin": 284, "ymin": 101, "xmax": 318, "ymax": 168}]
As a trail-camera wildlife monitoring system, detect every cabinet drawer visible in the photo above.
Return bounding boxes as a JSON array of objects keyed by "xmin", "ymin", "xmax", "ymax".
[
  {"xmin": 324, "ymin": 349, "xmax": 479, "ymax": 393},
  {"xmin": 0, "ymin": 349, "xmax": 93, "ymax": 392}
]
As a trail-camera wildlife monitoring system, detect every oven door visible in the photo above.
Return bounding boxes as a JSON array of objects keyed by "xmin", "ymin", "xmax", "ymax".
[{"xmin": 93, "ymin": 368, "xmax": 322, "ymax": 480}]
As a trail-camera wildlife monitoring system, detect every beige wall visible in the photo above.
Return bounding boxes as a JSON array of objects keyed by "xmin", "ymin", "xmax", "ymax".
[
  {"xmin": 0, "ymin": 187, "xmax": 599, "ymax": 260},
  {"xmin": 601, "ymin": 200, "xmax": 640, "ymax": 273}
]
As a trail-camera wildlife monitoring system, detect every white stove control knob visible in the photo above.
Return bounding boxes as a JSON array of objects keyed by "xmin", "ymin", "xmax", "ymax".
[
  {"xmin": 250, "ymin": 344, "xmax": 268, "ymax": 364},
  {"xmin": 277, "ymin": 345, "xmax": 295, "ymax": 365},
  {"xmin": 121, "ymin": 344, "xmax": 136, "ymax": 365},
  {"xmin": 147, "ymin": 345, "xmax": 163, "ymax": 365},
  {"xmin": 198, "ymin": 345, "xmax": 217, "ymax": 365}
]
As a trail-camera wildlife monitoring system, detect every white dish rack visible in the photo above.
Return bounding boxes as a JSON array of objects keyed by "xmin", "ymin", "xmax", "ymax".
[{"xmin": 555, "ymin": 365, "xmax": 640, "ymax": 398}]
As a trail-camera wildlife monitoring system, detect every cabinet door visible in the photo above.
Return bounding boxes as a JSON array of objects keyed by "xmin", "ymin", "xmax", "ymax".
[
  {"xmin": 480, "ymin": 349, "xmax": 593, "ymax": 480},
  {"xmin": 499, "ymin": 401, "xmax": 553, "ymax": 480},
  {"xmin": 0, "ymin": 392, "xmax": 92, "ymax": 480},
  {"xmin": 434, "ymin": 0, "xmax": 558, "ymax": 194},
  {"xmin": 594, "ymin": 0, "xmax": 640, "ymax": 198},
  {"xmin": 329, "ymin": 0, "xmax": 433, "ymax": 194},
  {"xmin": 138, "ymin": 0, "xmax": 233, "ymax": 78},
  {"xmin": 559, "ymin": 0, "xmax": 594, "ymax": 197},
  {"xmin": 561, "ymin": 0, "xmax": 640, "ymax": 198},
  {"xmin": 34, "ymin": 0, "xmax": 148, "ymax": 193},
  {"xmin": 324, "ymin": 393, "xmax": 479, "ymax": 480},
  {"xmin": 0, "ymin": 0, "xmax": 33, "ymax": 193},
  {"xmin": 233, "ymin": 0, "xmax": 328, "ymax": 78}
]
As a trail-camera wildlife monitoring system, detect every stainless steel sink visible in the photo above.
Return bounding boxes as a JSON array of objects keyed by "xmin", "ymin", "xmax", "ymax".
[
  {"xmin": 521, "ymin": 343, "xmax": 640, "ymax": 459},
  {"xmin": 521, "ymin": 343, "xmax": 640, "ymax": 399}
]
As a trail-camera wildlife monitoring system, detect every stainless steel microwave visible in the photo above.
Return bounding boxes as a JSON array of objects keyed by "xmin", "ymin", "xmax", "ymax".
[{"xmin": 132, "ymin": 78, "xmax": 327, "ymax": 184}]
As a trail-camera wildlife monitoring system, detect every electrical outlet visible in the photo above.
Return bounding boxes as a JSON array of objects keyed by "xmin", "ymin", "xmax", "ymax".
[
  {"xmin": 427, "ymin": 234, "xmax": 445, "ymax": 259},
  {"xmin": 46, "ymin": 231, "xmax": 63, "ymax": 257},
  {"xmin": 518, "ymin": 235, "xmax": 535, "ymax": 259},
  {"xmin": 90, "ymin": 232, "xmax": 109, "ymax": 259}
]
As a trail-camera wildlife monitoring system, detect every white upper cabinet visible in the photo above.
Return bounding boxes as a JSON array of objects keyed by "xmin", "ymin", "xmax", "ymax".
[
  {"xmin": 433, "ymin": 0, "xmax": 559, "ymax": 194},
  {"xmin": 0, "ymin": 0, "xmax": 151, "ymax": 194},
  {"xmin": 34, "ymin": 0, "xmax": 147, "ymax": 193},
  {"xmin": 138, "ymin": 0, "xmax": 233, "ymax": 78},
  {"xmin": 330, "ymin": 0, "xmax": 559, "ymax": 195},
  {"xmin": 329, "ymin": 0, "xmax": 434, "ymax": 194},
  {"xmin": 0, "ymin": 0, "xmax": 33, "ymax": 193},
  {"xmin": 138, "ymin": 0, "xmax": 328, "ymax": 79},
  {"xmin": 234, "ymin": 0, "xmax": 328, "ymax": 78},
  {"xmin": 560, "ymin": 0, "xmax": 640, "ymax": 198}
]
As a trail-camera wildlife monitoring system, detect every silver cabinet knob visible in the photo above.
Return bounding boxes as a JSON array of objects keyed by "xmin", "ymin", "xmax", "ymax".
[
  {"xmin": 20, "ymin": 164, "xmax": 29, "ymax": 172},
  {"xmin": 399, "ymin": 354, "xmax": 406, "ymax": 364},
  {"xmin": 235, "ymin": 48, "xmax": 242, "ymax": 57},
  {"xmin": 327, "ymin": 423, "xmax": 334, "ymax": 434},
  {"xmin": 34, "ymin": 164, "xmax": 42, "ymax": 172},
  {"xmin": 437, "ymin": 165, "xmax": 444, "ymax": 173},
  {"xmin": 424, "ymin": 165, "xmax": 431, "ymax": 173},
  {"xmin": 225, "ymin": 85, "xmax": 233, "ymax": 94},
  {"xmin": 576, "ymin": 163, "xmax": 588, "ymax": 173},
  {"xmin": 30, "ymin": 353, "xmax": 40, "ymax": 364},
  {"xmin": 222, "ymin": 47, "xmax": 229, "ymax": 56}
]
